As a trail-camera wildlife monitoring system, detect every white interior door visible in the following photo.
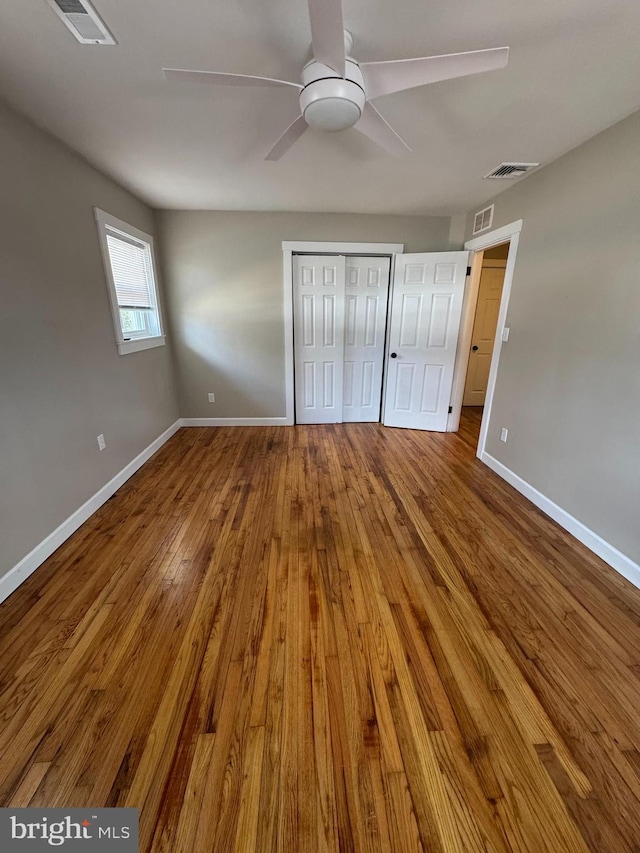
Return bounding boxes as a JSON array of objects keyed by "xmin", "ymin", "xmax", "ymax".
[
  {"xmin": 463, "ymin": 262, "xmax": 506, "ymax": 406},
  {"xmin": 383, "ymin": 252, "xmax": 468, "ymax": 431},
  {"xmin": 293, "ymin": 255, "xmax": 345, "ymax": 424},
  {"xmin": 343, "ymin": 256, "xmax": 391, "ymax": 422}
]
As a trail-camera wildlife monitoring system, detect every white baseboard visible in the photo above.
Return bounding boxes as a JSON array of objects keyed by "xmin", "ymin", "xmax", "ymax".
[
  {"xmin": 0, "ymin": 419, "xmax": 182, "ymax": 606},
  {"xmin": 481, "ymin": 452, "xmax": 640, "ymax": 589},
  {"xmin": 181, "ymin": 417, "xmax": 290, "ymax": 427}
]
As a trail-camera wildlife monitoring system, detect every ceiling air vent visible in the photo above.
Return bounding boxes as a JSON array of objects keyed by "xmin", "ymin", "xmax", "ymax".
[
  {"xmin": 484, "ymin": 162, "xmax": 539, "ymax": 180},
  {"xmin": 45, "ymin": 0, "xmax": 116, "ymax": 44},
  {"xmin": 473, "ymin": 204, "xmax": 494, "ymax": 235}
]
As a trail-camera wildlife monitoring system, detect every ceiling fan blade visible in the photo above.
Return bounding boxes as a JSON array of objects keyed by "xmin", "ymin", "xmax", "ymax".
[
  {"xmin": 265, "ymin": 115, "xmax": 309, "ymax": 161},
  {"xmin": 361, "ymin": 46, "xmax": 509, "ymax": 99},
  {"xmin": 163, "ymin": 68, "xmax": 302, "ymax": 90},
  {"xmin": 307, "ymin": 0, "xmax": 346, "ymax": 77},
  {"xmin": 354, "ymin": 102, "xmax": 411, "ymax": 156}
]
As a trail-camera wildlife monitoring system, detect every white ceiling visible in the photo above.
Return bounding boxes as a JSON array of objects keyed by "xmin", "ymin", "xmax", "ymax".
[{"xmin": 1, "ymin": 0, "xmax": 639, "ymax": 215}]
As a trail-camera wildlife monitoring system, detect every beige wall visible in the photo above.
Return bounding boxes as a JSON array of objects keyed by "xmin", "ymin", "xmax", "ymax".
[
  {"xmin": 158, "ymin": 211, "xmax": 451, "ymax": 418},
  {"xmin": 464, "ymin": 110, "xmax": 640, "ymax": 563},
  {"xmin": 0, "ymin": 100, "xmax": 179, "ymax": 580}
]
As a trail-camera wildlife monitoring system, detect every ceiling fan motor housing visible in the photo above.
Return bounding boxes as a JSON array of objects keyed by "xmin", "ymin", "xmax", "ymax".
[{"xmin": 300, "ymin": 59, "xmax": 365, "ymax": 132}]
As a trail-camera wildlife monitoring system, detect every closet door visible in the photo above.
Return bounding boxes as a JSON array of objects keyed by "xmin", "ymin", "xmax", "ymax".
[
  {"xmin": 343, "ymin": 257, "xmax": 391, "ymax": 422},
  {"xmin": 293, "ymin": 255, "xmax": 345, "ymax": 424}
]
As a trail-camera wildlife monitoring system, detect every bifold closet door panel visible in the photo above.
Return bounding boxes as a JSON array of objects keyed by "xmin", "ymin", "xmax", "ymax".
[
  {"xmin": 343, "ymin": 256, "xmax": 391, "ymax": 422},
  {"xmin": 293, "ymin": 255, "xmax": 346, "ymax": 424}
]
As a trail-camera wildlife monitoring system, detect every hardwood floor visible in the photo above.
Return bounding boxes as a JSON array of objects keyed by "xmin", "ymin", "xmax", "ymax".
[{"xmin": 2, "ymin": 411, "xmax": 640, "ymax": 851}]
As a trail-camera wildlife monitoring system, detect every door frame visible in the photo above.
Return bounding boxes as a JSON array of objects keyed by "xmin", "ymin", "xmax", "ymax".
[
  {"xmin": 282, "ymin": 241, "xmax": 404, "ymax": 425},
  {"xmin": 447, "ymin": 220, "xmax": 523, "ymax": 459}
]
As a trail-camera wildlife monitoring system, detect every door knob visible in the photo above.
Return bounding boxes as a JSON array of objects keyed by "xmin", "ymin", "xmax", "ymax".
[
  {"xmin": 390, "ymin": 352, "xmax": 398, "ymax": 358},
  {"xmin": 472, "ymin": 345, "xmax": 479, "ymax": 351}
]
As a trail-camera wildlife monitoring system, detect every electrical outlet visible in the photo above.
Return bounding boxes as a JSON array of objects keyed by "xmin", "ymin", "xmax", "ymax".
[
  {"xmin": 502, "ymin": 326, "xmax": 510, "ymax": 342},
  {"xmin": 500, "ymin": 428, "xmax": 508, "ymax": 442},
  {"xmin": 208, "ymin": 393, "xmax": 215, "ymax": 403},
  {"xmin": 97, "ymin": 434, "xmax": 106, "ymax": 451}
]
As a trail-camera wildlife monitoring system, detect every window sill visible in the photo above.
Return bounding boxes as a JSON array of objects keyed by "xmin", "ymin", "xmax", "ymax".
[{"xmin": 117, "ymin": 336, "xmax": 166, "ymax": 355}]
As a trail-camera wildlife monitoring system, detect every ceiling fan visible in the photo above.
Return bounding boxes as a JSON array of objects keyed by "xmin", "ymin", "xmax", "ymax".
[{"xmin": 163, "ymin": 0, "xmax": 509, "ymax": 161}]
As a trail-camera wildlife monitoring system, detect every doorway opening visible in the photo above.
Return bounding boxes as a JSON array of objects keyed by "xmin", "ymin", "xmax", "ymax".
[
  {"xmin": 461, "ymin": 242, "xmax": 509, "ymax": 430},
  {"xmin": 447, "ymin": 219, "xmax": 523, "ymax": 459}
]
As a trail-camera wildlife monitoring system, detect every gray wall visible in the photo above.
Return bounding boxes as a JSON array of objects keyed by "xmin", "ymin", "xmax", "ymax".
[
  {"xmin": 0, "ymin": 100, "xmax": 179, "ymax": 580},
  {"xmin": 464, "ymin": 110, "xmax": 640, "ymax": 563},
  {"xmin": 158, "ymin": 211, "xmax": 451, "ymax": 418}
]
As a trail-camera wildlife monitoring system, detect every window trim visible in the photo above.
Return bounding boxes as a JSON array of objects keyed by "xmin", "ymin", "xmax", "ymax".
[{"xmin": 94, "ymin": 208, "xmax": 166, "ymax": 355}]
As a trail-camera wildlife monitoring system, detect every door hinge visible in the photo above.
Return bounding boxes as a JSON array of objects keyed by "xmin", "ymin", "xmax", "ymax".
[
  {"xmin": 466, "ymin": 266, "xmax": 472, "ymax": 276},
  {"xmin": 448, "ymin": 406, "xmax": 453, "ymax": 414}
]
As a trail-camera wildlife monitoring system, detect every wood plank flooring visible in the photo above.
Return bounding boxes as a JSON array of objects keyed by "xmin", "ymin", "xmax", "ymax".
[{"xmin": 2, "ymin": 409, "xmax": 640, "ymax": 851}]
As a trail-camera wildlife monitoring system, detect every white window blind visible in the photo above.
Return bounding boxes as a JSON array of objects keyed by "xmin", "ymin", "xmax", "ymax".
[
  {"xmin": 106, "ymin": 231, "xmax": 154, "ymax": 309},
  {"xmin": 96, "ymin": 208, "xmax": 165, "ymax": 354}
]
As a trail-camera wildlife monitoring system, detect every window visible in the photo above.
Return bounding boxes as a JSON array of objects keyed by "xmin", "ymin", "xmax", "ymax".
[{"xmin": 95, "ymin": 209, "xmax": 165, "ymax": 354}]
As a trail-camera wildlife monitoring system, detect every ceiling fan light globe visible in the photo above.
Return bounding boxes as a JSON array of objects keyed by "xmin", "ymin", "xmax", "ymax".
[
  {"xmin": 299, "ymin": 77, "xmax": 365, "ymax": 133},
  {"xmin": 304, "ymin": 97, "xmax": 361, "ymax": 131}
]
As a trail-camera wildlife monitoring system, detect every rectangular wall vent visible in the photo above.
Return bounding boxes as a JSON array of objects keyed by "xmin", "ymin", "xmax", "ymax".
[
  {"xmin": 473, "ymin": 204, "xmax": 494, "ymax": 235},
  {"xmin": 484, "ymin": 162, "xmax": 539, "ymax": 180},
  {"xmin": 45, "ymin": 0, "xmax": 116, "ymax": 44}
]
